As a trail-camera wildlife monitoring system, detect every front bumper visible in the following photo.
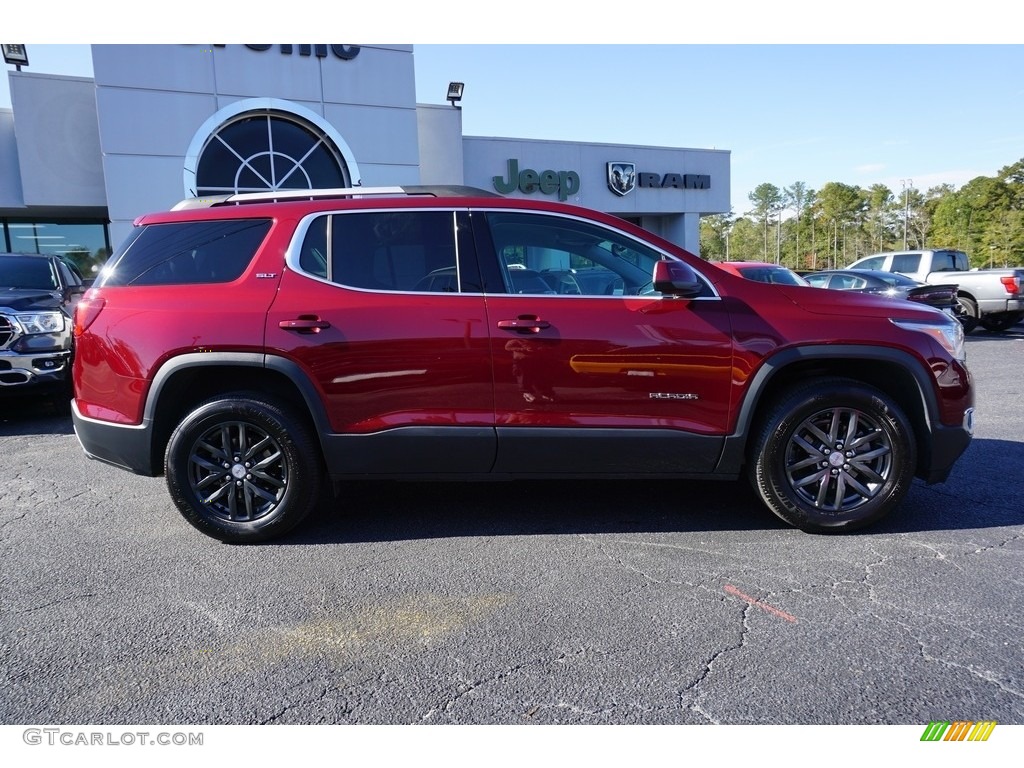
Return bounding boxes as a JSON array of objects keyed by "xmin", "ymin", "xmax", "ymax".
[
  {"xmin": 921, "ymin": 407, "xmax": 974, "ymax": 484},
  {"xmin": 0, "ymin": 350, "xmax": 71, "ymax": 391}
]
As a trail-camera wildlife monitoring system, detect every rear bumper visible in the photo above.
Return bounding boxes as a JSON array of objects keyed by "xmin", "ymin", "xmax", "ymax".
[
  {"xmin": 71, "ymin": 401, "xmax": 158, "ymax": 476},
  {"xmin": 978, "ymin": 297, "xmax": 1024, "ymax": 314}
]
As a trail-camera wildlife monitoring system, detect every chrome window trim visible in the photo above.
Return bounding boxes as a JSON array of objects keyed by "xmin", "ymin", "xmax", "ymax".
[
  {"xmin": 475, "ymin": 206, "xmax": 721, "ymax": 300},
  {"xmin": 284, "ymin": 205, "xmax": 720, "ymax": 300},
  {"xmin": 285, "ymin": 207, "xmax": 466, "ymax": 294}
]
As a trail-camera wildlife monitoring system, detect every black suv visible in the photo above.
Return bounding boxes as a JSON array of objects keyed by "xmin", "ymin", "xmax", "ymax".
[{"xmin": 0, "ymin": 252, "xmax": 84, "ymax": 402}]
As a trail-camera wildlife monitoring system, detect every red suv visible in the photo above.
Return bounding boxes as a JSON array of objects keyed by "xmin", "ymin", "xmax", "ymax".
[{"xmin": 71, "ymin": 187, "xmax": 974, "ymax": 542}]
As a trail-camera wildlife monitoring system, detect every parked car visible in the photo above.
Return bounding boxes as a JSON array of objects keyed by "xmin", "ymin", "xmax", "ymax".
[
  {"xmin": 712, "ymin": 261, "xmax": 810, "ymax": 286},
  {"xmin": 846, "ymin": 249, "xmax": 1024, "ymax": 333},
  {"xmin": 0, "ymin": 252, "xmax": 81, "ymax": 403},
  {"xmin": 71, "ymin": 186, "xmax": 974, "ymax": 542},
  {"xmin": 803, "ymin": 269, "xmax": 960, "ymax": 316}
]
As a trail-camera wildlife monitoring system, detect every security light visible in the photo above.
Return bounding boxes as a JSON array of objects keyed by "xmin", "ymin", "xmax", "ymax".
[
  {"xmin": 2, "ymin": 44, "xmax": 29, "ymax": 70},
  {"xmin": 447, "ymin": 82, "xmax": 464, "ymax": 108}
]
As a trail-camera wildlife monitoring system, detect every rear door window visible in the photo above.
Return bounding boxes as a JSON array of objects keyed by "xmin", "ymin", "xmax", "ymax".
[
  {"xmin": 292, "ymin": 210, "xmax": 479, "ymax": 293},
  {"xmin": 933, "ymin": 250, "xmax": 969, "ymax": 271},
  {"xmin": 330, "ymin": 210, "xmax": 460, "ymax": 292}
]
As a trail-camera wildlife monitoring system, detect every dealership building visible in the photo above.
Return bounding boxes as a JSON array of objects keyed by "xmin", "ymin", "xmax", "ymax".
[{"xmin": 1, "ymin": 44, "xmax": 730, "ymax": 272}]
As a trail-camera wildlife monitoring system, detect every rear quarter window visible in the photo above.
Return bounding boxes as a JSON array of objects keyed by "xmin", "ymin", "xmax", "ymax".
[{"xmin": 98, "ymin": 219, "xmax": 272, "ymax": 287}]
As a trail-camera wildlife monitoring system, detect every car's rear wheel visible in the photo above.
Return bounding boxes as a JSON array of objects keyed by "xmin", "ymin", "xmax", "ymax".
[
  {"xmin": 165, "ymin": 393, "xmax": 323, "ymax": 543},
  {"xmin": 750, "ymin": 378, "xmax": 916, "ymax": 533},
  {"xmin": 980, "ymin": 311, "xmax": 1023, "ymax": 333},
  {"xmin": 956, "ymin": 295, "xmax": 979, "ymax": 333}
]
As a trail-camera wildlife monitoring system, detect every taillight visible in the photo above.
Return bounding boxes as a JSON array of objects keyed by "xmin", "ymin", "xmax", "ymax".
[
  {"xmin": 1000, "ymin": 275, "xmax": 1020, "ymax": 295},
  {"xmin": 74, "ymin": 293, "xmax": 106, "ymax": 336}
]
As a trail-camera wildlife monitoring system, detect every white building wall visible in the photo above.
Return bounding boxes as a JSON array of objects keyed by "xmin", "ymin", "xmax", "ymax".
[
  {"xmin": 5, "ymin": 73, "xmax": 106, "ymax": 208},
  {"xmin": 416, "ymin": 104, "xmax": 465, "ymax": 187},
  {"xmin": 462, "ymin": 137, "xmax": 730, "ymax": 253},
  {"xmin": 4, "ymin": 45, "xmax": 733, "ymax": 257},
  {"xmin": 464, "ymin": 137, "xmax": 729, "ymax": 212},
  {"xmin": 91, "ymin": 44, "xmax": 422, "ymax": 244}
]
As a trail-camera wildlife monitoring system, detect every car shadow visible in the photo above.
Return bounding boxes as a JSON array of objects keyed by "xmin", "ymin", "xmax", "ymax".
[
  {"xmin": 4, "ymin": 405, "xmax": 1019, "ymax": 542},
  {"xmin": 0, "ymin": 396, "xmax": 75, "ymax": 436},
  {"xmin": 877, "ymin": 436, "xmax": 1024, "ymax": 534},
  {"xmin": 284, "ymin": 476, "xmax": 787, "ymax": 545},
  {"xmin": 966, "ymin": 324, "xmax": 1024, "ymax": 340},
  {"xmin": 277, "ymin": 436, "xmax": 1024, "ymax": 545}
]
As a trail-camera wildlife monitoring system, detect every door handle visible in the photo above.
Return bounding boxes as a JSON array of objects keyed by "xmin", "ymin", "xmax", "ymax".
[
  {"xmin": 497, "ymin": 316, "xmax": 551, "ymax": 334},
  {"xmin": 279, "ymin": 316, "xmax": 331, "ymax": 333}
]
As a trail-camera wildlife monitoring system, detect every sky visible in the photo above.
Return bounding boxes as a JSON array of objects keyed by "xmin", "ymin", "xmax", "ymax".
[{"xmin": 2, "ymin": 35, "xmax": 1021, "ymax": 217}]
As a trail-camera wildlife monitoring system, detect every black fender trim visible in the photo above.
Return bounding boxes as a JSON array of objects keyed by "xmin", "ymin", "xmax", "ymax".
[
  {"xmin": 145, "ymin": 349, "xmax": 336, "ymax": 451},
  {"xmin": 76, "ymin": 352, "xmax": 334, "ymax": 476},
  {"xmin": 716, "ymin": 344, "xmax": 943, "ymax": 476}
]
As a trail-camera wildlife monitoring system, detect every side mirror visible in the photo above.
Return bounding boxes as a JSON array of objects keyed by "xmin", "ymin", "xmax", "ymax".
[{"xmin": 652, "ymin": 260, "xmax": 703, "ymax": 298}]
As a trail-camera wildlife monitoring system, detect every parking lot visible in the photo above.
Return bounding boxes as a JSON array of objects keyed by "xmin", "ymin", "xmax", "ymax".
[{"xmin": 1, "ymin": 330, "xmax": 1022, "ymax": 726}]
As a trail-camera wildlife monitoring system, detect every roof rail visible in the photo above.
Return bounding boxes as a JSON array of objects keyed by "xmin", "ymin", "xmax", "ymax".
[{"xmin": 171, "ymin": 185, "xmax": 498, "ymax": 211}]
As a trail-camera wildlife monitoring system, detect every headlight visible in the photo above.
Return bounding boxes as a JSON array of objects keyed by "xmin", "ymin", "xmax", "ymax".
[
  {"xmin": 891, "ymin": 316, "xmax": 965, "ymax": 361},
  {"xmin": 15, "ymin": 311, "xmax": 66, "ymax": 335}
]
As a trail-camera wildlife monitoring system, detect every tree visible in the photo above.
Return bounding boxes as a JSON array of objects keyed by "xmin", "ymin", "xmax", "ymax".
[
  {"xmin": 699, "ymin": 213, "xmax": 734, "ymax": 259},
  {"xmin": 816, "ymin": 182, "xmax": 865, "ymax": 267},
  {"xmin": 982, "ymin": 209, "xmax": 1024, "ymax": 267},
  {"xmin": 864, "ymin": 184, "xmax": 894, "ymax": 253},
  {"xmin": 728, "ymin": 217, "xmax": 762, "ymax": 261},
  {"xmin": 747, "ymin": 183, "xmax": 783, "ymax": 262},
  {"xmin": 734, "ymin": 154, "xmax": 1024, "ymax": 267},
  {"xmin": 783, "ymin": 182, "xmax": 808, "ymax": 268}
]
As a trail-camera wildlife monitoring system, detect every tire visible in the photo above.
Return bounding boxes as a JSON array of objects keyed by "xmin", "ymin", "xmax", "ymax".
[
  {"xmin": 750, "ymin": 378, "xmax": 916, "ymax": 533},
  {"xmin": 980, "ymin": 312, "xmax": 1023, "ymax": 333},
  {"xmin": 956, "ymin": 295, "xmax": 979, "ymax": 333},
  {"xmin": 165, "ymin": 393, "xmax": 323, "ymax": 543}
]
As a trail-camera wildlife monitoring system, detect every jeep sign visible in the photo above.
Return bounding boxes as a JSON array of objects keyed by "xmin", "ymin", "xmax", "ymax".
[{"xmin": 493, "ymin": 159, "xmax": 581, "ymax": 202}]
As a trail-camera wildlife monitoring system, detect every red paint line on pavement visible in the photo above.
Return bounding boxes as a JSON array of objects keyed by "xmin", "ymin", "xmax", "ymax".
[{"xmin": 724, "ymin": 584, "xmax": 798, "ymax": 623}]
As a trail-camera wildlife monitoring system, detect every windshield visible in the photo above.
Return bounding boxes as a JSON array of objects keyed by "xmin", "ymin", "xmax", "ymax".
[{"xmin": 0, "ymin": 256, "xmax": 59, "ymax": 290}]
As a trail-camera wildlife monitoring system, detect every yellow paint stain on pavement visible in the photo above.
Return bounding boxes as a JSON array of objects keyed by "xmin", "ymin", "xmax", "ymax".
[{"xmin": 246, "ymin": 593, "xmax": 515, "ymax": 663}]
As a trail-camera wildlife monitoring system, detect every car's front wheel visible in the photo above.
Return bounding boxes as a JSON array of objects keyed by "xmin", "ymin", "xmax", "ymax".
[
  {"xmin": 750, "ymin": 378, "xmax": 916, "ymax": 533},
  {"xmin": 165, "ymin": 393, "xmax": 323, "ymax": 543}
]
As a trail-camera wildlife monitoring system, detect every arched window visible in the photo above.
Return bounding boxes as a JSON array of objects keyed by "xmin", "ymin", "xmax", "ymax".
[{"xmin": 184, "ymin": 100, "xmax": 361, "ymax": 198}]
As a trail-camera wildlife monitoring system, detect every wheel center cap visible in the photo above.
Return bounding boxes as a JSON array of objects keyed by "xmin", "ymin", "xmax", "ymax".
[
  {"xmin": 829, "ymin": 452, "xmax": 845, "ymax": 468},
  {"xmin": 231, "ymin": 464, "xmax": 247, "ymax": 479}
]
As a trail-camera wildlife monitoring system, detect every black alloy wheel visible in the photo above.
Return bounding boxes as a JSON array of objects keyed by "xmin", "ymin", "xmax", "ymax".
[
  {"xmin": 751, "ymin": 378, "xmax": 916, "ymax": 533},
  {"xmin": 165, "ymin": 393, "xmax": 323, "ymax": 542}
]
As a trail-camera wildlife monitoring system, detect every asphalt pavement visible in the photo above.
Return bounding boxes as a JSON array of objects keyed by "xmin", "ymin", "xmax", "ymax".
[{"xmin": 1, "ymin": 329, "xmax": 1022, "ymax": 728}]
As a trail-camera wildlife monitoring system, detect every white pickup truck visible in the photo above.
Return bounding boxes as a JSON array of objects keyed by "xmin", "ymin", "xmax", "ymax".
[{"xmin": 847, "ymin": 249, "xmax": 1024, "ymax": 332}]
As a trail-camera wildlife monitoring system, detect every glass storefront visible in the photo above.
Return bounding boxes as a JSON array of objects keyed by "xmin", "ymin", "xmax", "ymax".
[{"xmin": 2, "ymin": 219, "xmax": 111, "ymax": 277}]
